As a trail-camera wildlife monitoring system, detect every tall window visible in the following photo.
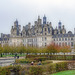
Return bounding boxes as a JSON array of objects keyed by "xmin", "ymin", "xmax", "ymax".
[
  {"xmin": 65, "ymin": 38, "xmax": 67, "ymax": 41},
  {"xmin": 45, "ymin": 33, "xmax": 47, "ymax": 35},
  {"xmin": 62, "ymin": 38, "xmax": 64, "ymax": 41},
  {"xmin": 42, "ymin": 37, "xmax": 43, "ymax": 41},
  {"xmin": 54, "ymin": 39, "xmax": 55, "ymax": 41},
  {"xmin": 45, "ymin": 28, "xmax": 46, "ymax": 31},
  {"xmin": 59, "ymin": 43, "xmax": 61, "ymax": 46},
  {"xmin": 65, "ymin": 42, "xmax": 67, "ymax": 45},
  {"xmin": 68, "ymin": 42, "xmax": 70, "ymax": 46},
  {"xmin": 45, "ymin": 43, "xmax": 46, "ymax": 46},
  {"xmin": 37, "ymin": 30, "xmax": 38, "ymax": 33},
  {"xmin": 23, "ymin": 39, "xmax": 24, "ymax": 42},
  {"xmin": 59, "ymin": 38, "xmax": 61, "ymax": 41},
  {"xmin": 71, "ymin": 38, "xmax": 73, "ymax": 40},
  {"xmin": 57, "ymin": 38, "xmax": 58, "ymax": 41},
  {"xmin": 62, "ymin": 43, "xmax": 64, "ymax": 46},
  {"xmin": 68, "ymin": 38, "xmax": 70, "ymax": 40},
  {"xmin": 45, "ymin": 37, "xmax": 47, "ymax": 41},
  {"xmin": 71, "ymin": 42, "xmax": 73, "ymax": 46}
]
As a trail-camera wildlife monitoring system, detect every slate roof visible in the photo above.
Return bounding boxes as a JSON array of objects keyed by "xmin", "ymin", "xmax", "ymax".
[
  {"xmin": 53, "ymin": 33, "xmax": 74, "ymax": 38},
  {"xmin": 0, "ymin": 34, "xmax": 10, "ymax": 41}
]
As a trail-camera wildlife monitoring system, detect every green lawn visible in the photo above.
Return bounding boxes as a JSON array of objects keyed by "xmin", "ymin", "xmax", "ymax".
[
  {"xmin": 0, "ymin": 54, "xmax": 26, "ymax": 57},
  {"xmin": 52, "ymin": 70, "xmax": 75, "ymax": 75}
]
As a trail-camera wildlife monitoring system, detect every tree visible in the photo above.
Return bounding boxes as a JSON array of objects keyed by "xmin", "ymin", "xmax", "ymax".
[
  {"xmin": 60, "ymin": 45, "xmax": 71, "ymax": 54},
  {"xmin": 0, "ymin": 45, "xmax": 3, "ymax": 57},
  {"xmin": 46, "ymin": 43, "xmax": 60, "ymax": 54}
]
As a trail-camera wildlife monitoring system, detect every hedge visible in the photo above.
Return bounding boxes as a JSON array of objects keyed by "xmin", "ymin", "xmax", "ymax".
[
  {"xmin": 15, "ymin": 59, "xmax": 32, "ymax": 63},
  {"xmin": 0, "ymin": 61, "xmax": 75, "ymax": 75},
  {"xmin": 29, "ymin": 66, "xmax": 43, "ymax": 75},
  {"xmin": 26, "ymin": 55, "xmax": 75, "ymax": 60}
]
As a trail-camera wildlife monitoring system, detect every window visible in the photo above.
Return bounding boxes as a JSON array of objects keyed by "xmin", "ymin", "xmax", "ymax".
[
  {"xmin": 59, "ymin": 38, "xmax": 61, "ymax": 41},
  {"xmin": 45, "ymin": 28, "xmax": 46, "ymax": 31},
  {"xmin": 57, "ymin": 43, "xmax": 58, "ymax": 45},
  {"xmin": 45, "ymin": 37, "xmax": 47, "ymax": 41},
  {"xmin": 54, "ymin": 39, "xmax": 55, "ymax": 41},
  {"xmin": 23, "ymin": 39, "xmax": 24, "ymax": 42},
  {"xmin": 37, "ymin": 30, "xmax": 38, "ymax": 33},
  {"xmin": 45, "ymin": 43, "xmax": 46, "ymax": 46},
  {"xmin": 36, "ymin": 38, "xmax": 37, "ymax": 42},
  {"xmin": 62, "ymin": 43, "xmax": 64, "ymax": 46},
  {"xmin": 71, "ymin": 42, "xmax": 73, "ymax": 46},
  {"xmin": 62, "ymin": 38, "xmax": 64, "ymax": 41},
  {"xmin": 71, "ymin": 38, "xmax": 73, "ymax": 40},
  {"xmin": 68, "ymin": 38, "xmax": 70, "ymax": 40},
  {"xmin": 65, "ymin": 42, "xmax": 67, "ymax": 45},
  {"xmin": 42, "ymin": 37, "xmax": 43, "ymax": 41},
  {"xmin": 57, "ymin": 38, "xmax": 58, "ymax": 41},
  {"xmin": 68, "ymin": 42, "xmax": 70, "ymax": 46},
  {"xmin": 45, "ymin": 33, "xmax": 47, "ymax": 35},
  {"xmin": 65, "ymin": 38, "xmax": 67, "ymax": 41},
  {"xmin": 59, "ymin": 43, "xmax": 61, "ymax": 46}
]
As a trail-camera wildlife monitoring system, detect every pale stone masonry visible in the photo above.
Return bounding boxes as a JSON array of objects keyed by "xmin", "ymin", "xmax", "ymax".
[{"xmin": 2, "ymin": 15, "xmax": 75, "ymax": 49}]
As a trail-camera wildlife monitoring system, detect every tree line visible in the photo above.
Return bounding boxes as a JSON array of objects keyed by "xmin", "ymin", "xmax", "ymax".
[{"xmin": 0, "ymin": 43, "xmax": 71, "ymax": 54}]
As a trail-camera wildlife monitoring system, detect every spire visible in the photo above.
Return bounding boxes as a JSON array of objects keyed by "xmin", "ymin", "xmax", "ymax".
[
  {"xmin": 38, "ymin": 16, "xmax": 40, "ymax": 19},
  {"xmin": 62, "ymin": 25, "xmax": 64, "ymax": 29},
  {"xmin": 43, "ymin": 15, "xmax": 47, "ymax": 24},
  {"xmin": 58, "ymin": 20, "xmax": 62, "ymax": 29},
  {"xmin": 15, "ymin": 19, "xmax": 18, "ymax": 23},
  {"xmin": 14, "ymin": 19, "xmax": 18, "ymax": 26}
]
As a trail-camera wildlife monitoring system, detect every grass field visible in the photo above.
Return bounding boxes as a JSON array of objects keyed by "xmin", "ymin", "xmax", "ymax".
[
  {"xmin": 52, "ymin": 70, "xmax": 75, "ymax": 75},
  {"xmin": 0, "ymin": 54, "xmax": 26, "ymax": 57}
]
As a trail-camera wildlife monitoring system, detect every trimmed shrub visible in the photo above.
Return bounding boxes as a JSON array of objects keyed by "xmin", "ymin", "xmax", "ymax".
[
  {"xmin": 56, "ymin": 62, "xmax": 68, "ymax": 72},
  {"xmin": 47, "ymin": 62, "xmax": 68, "ymax": 74},
  {"xmin": 42, "ymin": 60, "xmax": 53, "ymax": 65},
  {"xmin": 0, "ymin": 66, "xmax": 11, "ymax": 75},
  {"xmin": 34, "ymin": 57, "xmax": 48, "ymax": 62},
  {"xmin": 29, "ymin": 66, "xmax": 43, "ymax": 75},
  {"xmin": 15, "ymin": 59, "xmax": 32, "ymax": 63},
  {"xmin": 10, "ymin": 65, "xmax": 21, "ymax": 75},
  {"xmin": 26, "ymin": 55, "xmax": 75, "ymax": 60},
  {"xmin": 48, "ymin": 63, "xmax": 56, "ymax": 74}
]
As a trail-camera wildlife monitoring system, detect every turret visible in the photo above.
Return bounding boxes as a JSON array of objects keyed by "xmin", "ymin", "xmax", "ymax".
[
  {"xmin": 49, "ymin": 22, "xmax": 52, "ymax": 27},
  {"xmin": 34, "ymin": 21, "xmax": 37, "ymax": 26},
  {"xmin": 14, "ymin": 19, "xmax": 18, "ymax": 28},
  {"xmin": 38, "ymin": 16, "xmax": 42, "ymax": 25},
  {"xmin": 62, "ymin": 25, "xmax": 66, "ymax": 34},
  {"xmin": 11, "ymin": 19, "xmax": 21, "ymax": 37},
  {"xmin": 58, "ymin": 21, "xmax": 62, "ymax": 29},
  {"xmin": 58, "ymin": 21, "xmax": 62, "ymax": 34},
  {"xmin": 22, "ymin": 26, "xmax": 26, "ymax": 37},
  {"xmin": 54, "ymin": 26, "xmax": 58, "ymax": 35},
  {"xmin": 43, "ymin": 15, "xmax": 47, "ymax": 25},
  {"xmin": 28, "ymin": 22, "xmax": 31, "ymax": 29}
]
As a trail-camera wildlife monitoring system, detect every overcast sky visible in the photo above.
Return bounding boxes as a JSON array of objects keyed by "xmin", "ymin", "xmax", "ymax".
[{"xmin": 0, "ymin": 0, "xmax": 75, "ymax": 34}]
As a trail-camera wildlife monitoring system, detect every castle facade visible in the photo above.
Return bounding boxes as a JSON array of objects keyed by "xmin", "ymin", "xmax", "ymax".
[{"xmin": 9, "ymin": 15, "xmax": 75, "ymax": 49}]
